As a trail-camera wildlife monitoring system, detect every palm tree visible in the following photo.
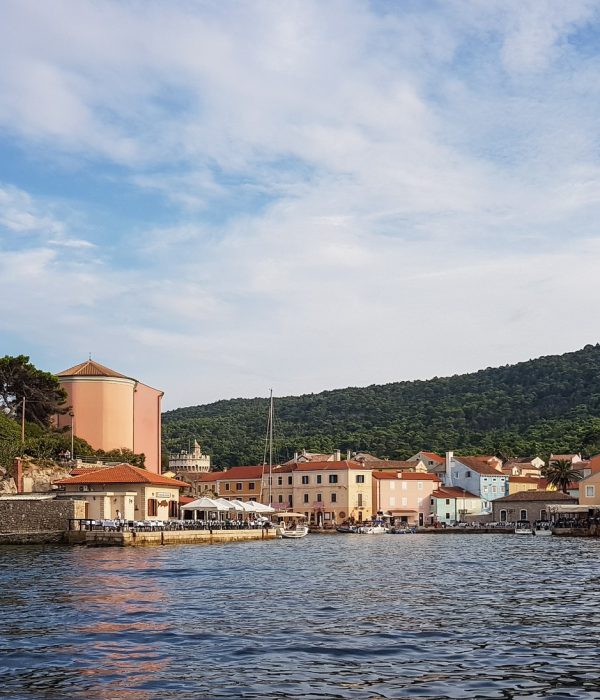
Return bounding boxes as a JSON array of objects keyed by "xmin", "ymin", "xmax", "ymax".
[{"xmin": 543, "ymin": 459, "xmax": 583, "ymax": 494}]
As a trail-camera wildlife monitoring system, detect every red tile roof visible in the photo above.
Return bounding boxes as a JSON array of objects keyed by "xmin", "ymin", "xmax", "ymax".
[
  {"xmin": 509, "ymin": 476, "xmax": 542, "ymax": 484},
  {"xmin": 293, "ymin": 460, "xmax": 369, "ymax": 472},
  {"xmin": 69, "ymin": 465, "xmax": 111, "ymax": 476},
  {"xmin": 217, "ymin": 466, "xmax": 266, "ymax": 480},
  {"xmin": 195, "ymin": 472, "xmax": 224, "ymax": 482},
  {"xmin": 455, "ymin": 456, "xmax": 505, "ymax": 476},
  {"xmin": 419, "ymin": 452, "xmax": 444, "ymax": 464},
  {"xmin": 372, "ymin": 471, "xmax": 439, "ymax": 481},
  {"xmin": 55, "ymin": 463, "xmax": 189, "ymax": 488},
  {"xmin": 56, "ymin": 359, "xmax": 132, "ymax": 379},
  {"xmin": 369, "ymin": 460, "xmax": 418, "ymax": 470},
  {"xmin": 494, "ymin": 490, "xmax": 576, "ymax": 503},
  {"xmin": 432, "ymin": 487, "xmax": 480, "ymax": 499}
]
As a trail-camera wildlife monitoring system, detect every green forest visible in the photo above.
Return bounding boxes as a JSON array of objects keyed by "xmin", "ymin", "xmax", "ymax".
[{"xmin": 162, "ymin": 344, "xmax": 600, "ymax": 469}]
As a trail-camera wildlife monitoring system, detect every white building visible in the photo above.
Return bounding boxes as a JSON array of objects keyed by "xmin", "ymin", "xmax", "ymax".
[{"xmin": 168, "ymin": 441, "xmax": 211, "ymax": 473}]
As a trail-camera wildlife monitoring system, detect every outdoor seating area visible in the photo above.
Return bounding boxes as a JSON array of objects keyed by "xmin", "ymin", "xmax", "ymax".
[{"xmin": 68, "ymin": 517, "xmax": 272, "ymax": 532}]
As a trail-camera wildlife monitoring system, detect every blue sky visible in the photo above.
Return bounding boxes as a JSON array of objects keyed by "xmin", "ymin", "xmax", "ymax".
[{"xmin": 1, "ymin": 0, "xmax": 600, "ymax": 409}]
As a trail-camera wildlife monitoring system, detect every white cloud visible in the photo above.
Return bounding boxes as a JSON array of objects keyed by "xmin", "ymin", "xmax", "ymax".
[{"xmin": 0, "ymin": 1, "xmax": 600, "ymax": 408}]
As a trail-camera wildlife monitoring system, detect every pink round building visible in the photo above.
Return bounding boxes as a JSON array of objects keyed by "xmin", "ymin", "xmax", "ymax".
[{"xmin": 55, "ymin": 359, "xmax": 163, "ymax": 474}]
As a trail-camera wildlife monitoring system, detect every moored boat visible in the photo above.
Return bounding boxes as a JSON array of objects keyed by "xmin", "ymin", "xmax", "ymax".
[
  {"xmin": 515, "ymin": 519, "xmax": 533, "ymax": 535},
  {"xmin": 533, "ymin": 521, "xmax": 552, "ymax": 536},
  {"xmin": 274, "ymin": 512, "xmax": 309, "ymax": 539}
]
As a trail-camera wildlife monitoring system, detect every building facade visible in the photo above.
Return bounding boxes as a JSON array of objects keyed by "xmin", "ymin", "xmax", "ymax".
[
  {"xmin": 442, "ymin": 453, "xmax": 508, "ymax": 513},
  {"xmin": 372, "ymin": 471, "xmax": 439, "ymax": 526},
  {"xmin": 54, "ymin": 464, "xmax": 187, "ymax": 520},
  {"xmin": 430, "ymin": 486, "xmax": 482, "ymax": 525},
  {"xmin": 55, "ymin": 359, "xmax": 163, "ymax": 474},
  {"xmin": 492, "ymin": 490, "xmax": 577, "ymax": 523}
]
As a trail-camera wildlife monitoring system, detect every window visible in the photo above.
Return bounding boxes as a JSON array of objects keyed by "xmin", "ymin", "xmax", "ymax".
[
  {"xmin": 301, "ymin": 475, "xmax": 309, "ymax": 485},
  {"xmin": 430, "ymin": 499, "xmax": 434, "ymax": 506},
  {"xmin": 224, "ymin": 483, "xmax": 230, "ymax": 491},
  {"xmin": 540, "ymin": 509, "xmax": 547, "ymax": 521},
  {"xmin": 586, "ymin": 485, "xmax": 595, "ymax": 498},
  {"xmin": 356, "ymin": 475, "xmax": 365, "ymax": 484},
  {"xmin": 417, "ymin": 481, "xmax": 423, "ymax": 490},
  {"xmin": 278, "ymin": 495, "xmax": 283, "ymax": 503},
  {"xmin": 500, "ymin": 509, "xmax": 507, "ymax": 522},
  {"xmin": 445, "ymin": 498, "xmax": 450, "ymax": 505},
  {"xmin": 329, "ymin": 474, "xmax": 338, "ymax": 484},
  {"xmin": 520, "ymin": 509, "xmax": 527, "ymax": 521},
  {"xmin": 465, "ymin": 471, "xmax": 471, "ymax": 478},
  {"xmin": 168, "ymin": 500, "xmax": 178, "ymax": 517},
  {"xmin": 389, "ymin": 481, "xmax": 395, "ymax": 490},
  {"xmin": 357, "ymin": 493, "xmax": 363, "ymax": 507},
  {"xmin": 317, "ymin": 493, "xmax": 322, "ymax": 502},
  {"xmin": 331, "ymin": 493, "xmax": 337, "ymax": 503},
  {"xmin": 277, "ymin": 477, "xmax": 283, "ymax": 486},
  {"xmin": 249, "ymin": 482, "xmax": 255, "ymax": 490},
  {"xmin": 236, "ymin": 483, "xmax": 242, "ymax": 491},
  {"xmin": 445, "ymin": 512, "xmax": 450, "ymax": 520},
  {"xmin": 402, "ymin": 481, "xmax": 408, "ymax": 490},
  {"xmin": 303, "ymin": 494, "xmax": 309, "ymax": 504},
  {"xmin": 147, "ymin": 499, "xmax": 157, "ymax": 516},
  {"xmin": 316, "ymin": 475, "xmax": 322, "ymax": 484},
  {"xmin": 389, "ymin": 496, "xmax": 395, "ymax": 506},
  {"xmin": 401, "ymin": 497, "xmax": 407, "ymax": 506},
  {"xmin": 288, "ymin": 476, "xmax": 292, "ymax": 485}
]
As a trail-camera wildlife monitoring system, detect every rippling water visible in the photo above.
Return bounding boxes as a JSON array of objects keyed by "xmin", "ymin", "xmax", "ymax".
[{"xmin": 1, "ymin": 534, "xmax": 600, "ymax": 699}]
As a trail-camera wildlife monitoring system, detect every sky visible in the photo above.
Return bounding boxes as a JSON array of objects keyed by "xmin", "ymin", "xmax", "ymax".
[{"xmin": 1, "ymin": 0, "xmax": 600, "ymax": 410}]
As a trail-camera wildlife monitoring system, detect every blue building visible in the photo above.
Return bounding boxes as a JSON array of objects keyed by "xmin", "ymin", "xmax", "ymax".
[{"xmin": 441, "ymin": 453, "xmax": 509, "ymax": 514}]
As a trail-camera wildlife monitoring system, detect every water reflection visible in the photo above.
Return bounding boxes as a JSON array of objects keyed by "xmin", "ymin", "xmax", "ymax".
[{"xmin": 1, "ymin": 536, "xmax": 600, "ymax": 698}]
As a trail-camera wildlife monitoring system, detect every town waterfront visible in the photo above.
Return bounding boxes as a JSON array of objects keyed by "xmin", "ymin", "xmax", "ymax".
[{"xmin": 1, "ymin": 535, "xmax": 599, "ymax": 700}]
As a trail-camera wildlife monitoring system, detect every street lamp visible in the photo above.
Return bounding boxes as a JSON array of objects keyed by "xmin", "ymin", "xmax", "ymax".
[{"xmin": 69, "ymin": 411, "xmax": 75, "ymax": 461}]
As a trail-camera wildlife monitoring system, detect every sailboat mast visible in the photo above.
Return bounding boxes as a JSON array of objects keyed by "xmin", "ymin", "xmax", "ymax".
[{"xmin": 269, "ymin": 388, "xmax": 273, "ymax": 506}]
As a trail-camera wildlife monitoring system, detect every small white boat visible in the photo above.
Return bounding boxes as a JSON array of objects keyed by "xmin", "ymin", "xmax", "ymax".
[
  {"xmin": 515, "ymin": 520, "xmax": 533, "ymax": 535},
  {"xmin": 533, "ymin": 521, "xmax": 552, "ymax": 536},
  {"xmin": 274, "ymin": 512, "xmax": 309, "ymax": 539},
  {"xmin": 358, "ymin": 523, "xmax": 388, "ymax": 534}
]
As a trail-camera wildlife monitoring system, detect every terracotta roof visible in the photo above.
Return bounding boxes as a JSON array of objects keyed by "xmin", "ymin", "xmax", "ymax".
[
  {"xmin": 179, "ymin": 495, "xmax": 196, "ymax": 504},
  {"xmin": 372, "ymin": 471, "xmax": 439, "ymax": 481},
  {"xmin": 419, "ymin": 452, "xmax": 444, "ymax": 464},
  {"xmin": 509, "ymin": 476, "xmax": 542, "ymax": 484},
  {"xmin": 455, "ymin": 457, "xmax": 505, "ymax": 476},
  {"xmin": 217, "ymin": 466, "xmax": 266, "ymax": 480},
  {"xmin": 549, "ymin": 454, "xmax": 580, "ymax": 462},
  {"xmin": 494, "ymin": 490, "xmax": 576, "ymax": 503},
  {"xmin": 195, "ymin": 472, "xmax": 224, "ymax": 482},
  {"xmin": 293, "ymin": 460, "xmax": 369, "ymax": 472},
  {"xmin": 370, "ymin": 460, "xmax": 418, "ymax": 470},
  {"xmin": 69, "ymin": 465, "xmax": 111, "ymax": 476},
  {"xmin": 55, "ymin": 463, "xmax": 189, "ymax": 488},
  {"xmin": 56, "ymin": 359, "xmax": 131, "ymax": 379},
  {"xmin": 282, "ymin": 453, "xmax": 334, "ymax": 464},
  {"xmin": 432, "ymin": 487, "xmax": 480, "ymax": 500}
]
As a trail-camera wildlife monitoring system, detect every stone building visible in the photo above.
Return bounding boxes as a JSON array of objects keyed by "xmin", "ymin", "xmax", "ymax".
[{"xmin": 492, "ymin": 490, "xmax": 577, "ymax": 523}]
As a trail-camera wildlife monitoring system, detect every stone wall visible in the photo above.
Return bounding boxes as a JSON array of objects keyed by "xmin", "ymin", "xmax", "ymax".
[
  {"xmin": 0, "ymin": 498, "xmax": 86, "ymax": 533},
  {"xmin": 81, "ymin": 528, "xmax": 277, "ymax": 547}
]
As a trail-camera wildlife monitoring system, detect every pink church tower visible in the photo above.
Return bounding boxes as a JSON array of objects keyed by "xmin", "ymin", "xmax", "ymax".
[{"xmin": 55, "ymin": 359, "xmax": 163, "ymax": 474}]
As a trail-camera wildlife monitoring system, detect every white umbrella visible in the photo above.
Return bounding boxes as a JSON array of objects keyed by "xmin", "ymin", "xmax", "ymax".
[
  {"xmin": 182, "ymin": 497, "xmax": 229, "ymax": 511},
  {"xmin": 230, "ymin": 499, "xmax": 258, "ymax": 513},
  {"xmin": 215, "ymin": 498, "xmax": 244, "ymax": 512},
  {"xmin": 251, "ymin": 502, "xmax": 275, "ymax": 513}
]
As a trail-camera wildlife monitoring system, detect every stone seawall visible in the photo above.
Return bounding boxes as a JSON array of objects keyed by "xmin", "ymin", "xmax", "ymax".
[
  {"xmin": 417, "ymin": 527, "xmax": 514, "ymax": 534},
  {"xmin": 0, "ymin": 531, "xmax": 65, "ymax": 545},
  {"xmin": 0, "ymin": 498, "xmax": 86, "ymax": 533},
  {"xmin": 70, "ymin": 528, "xmax": 277, "ymax": 547}
]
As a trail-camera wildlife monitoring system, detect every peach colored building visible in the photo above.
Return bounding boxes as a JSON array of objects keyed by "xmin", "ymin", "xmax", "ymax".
[
  {"xmin": 54, "ymin": 463, "xmax": 188, "ymax": 520},
  {"xmin": 55, "ymin": 359, "xmax": 163, "ymax": 474},
  {"xmin": 372, "ymin": 471, "xmax": 440, "ymax": 526}
]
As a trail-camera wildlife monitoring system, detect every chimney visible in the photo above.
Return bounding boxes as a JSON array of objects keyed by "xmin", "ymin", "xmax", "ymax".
[
  {"xmin": 334, "ymin": 449, "xmax": 341, "ymax": 461},
  {"xmin": 294, "ymin": 451, "xmax": 298, "ymax": 462},
  {"xmin": 445, "ymin": 451, "xmax": 453, "ymax": 486},
  {"xmin": 346, "ymin": 449, "xmax": 351, "ymax": 460}
]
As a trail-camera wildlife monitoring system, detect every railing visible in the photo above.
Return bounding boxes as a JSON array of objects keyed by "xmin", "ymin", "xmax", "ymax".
[{"xmin": 68, "ymin": 518, "xmax": 272, "ymax": 532}]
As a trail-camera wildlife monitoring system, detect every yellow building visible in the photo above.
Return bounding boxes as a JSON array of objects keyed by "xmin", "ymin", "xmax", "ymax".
[
  {"xmin": 271, "ymin": 460, "xmax": 373, "ymax": 525},
  {"xmin": 508, "ymin": 476, "xmax": 546, "ymax": 496},
  {"xmin": 54, "ymin": 463, "xmax": 188, "ymax": 521}
]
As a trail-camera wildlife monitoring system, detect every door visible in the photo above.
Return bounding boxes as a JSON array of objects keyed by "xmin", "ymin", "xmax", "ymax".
[{"xmin": 419, "ymin": 513, "xmax": 424, "ymax": 526}]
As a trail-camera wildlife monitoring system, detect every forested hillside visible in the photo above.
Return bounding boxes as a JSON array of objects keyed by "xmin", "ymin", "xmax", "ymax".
[{"xmin": 162, "ymin": 344, "xmax": 600, "ymax": 468}]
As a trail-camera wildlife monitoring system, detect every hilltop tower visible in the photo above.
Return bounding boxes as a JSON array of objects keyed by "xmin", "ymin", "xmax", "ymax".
[{"xmin": 54, "ymin": 359, "xmax": 163, "ymax": 474}]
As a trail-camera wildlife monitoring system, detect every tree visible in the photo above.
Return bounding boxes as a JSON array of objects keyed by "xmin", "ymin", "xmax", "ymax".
[
  {"xmin": 543, "ymin": 459, "xmax": 584, "ymax": 494},
  {"xmin": 0, "ymin": 355, "xmax": 68, "ymax": 426}
]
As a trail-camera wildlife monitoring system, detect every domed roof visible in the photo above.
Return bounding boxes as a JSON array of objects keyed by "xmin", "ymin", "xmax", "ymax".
[{"xmin": 56, "ymin": 359, "xmax": 132, "ymax": 379}]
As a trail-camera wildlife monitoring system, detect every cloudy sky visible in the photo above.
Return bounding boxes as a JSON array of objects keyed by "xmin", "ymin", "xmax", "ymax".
[{"xmin": 1, "ymin": 0, "xmax": 600, "ymax": 409}]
